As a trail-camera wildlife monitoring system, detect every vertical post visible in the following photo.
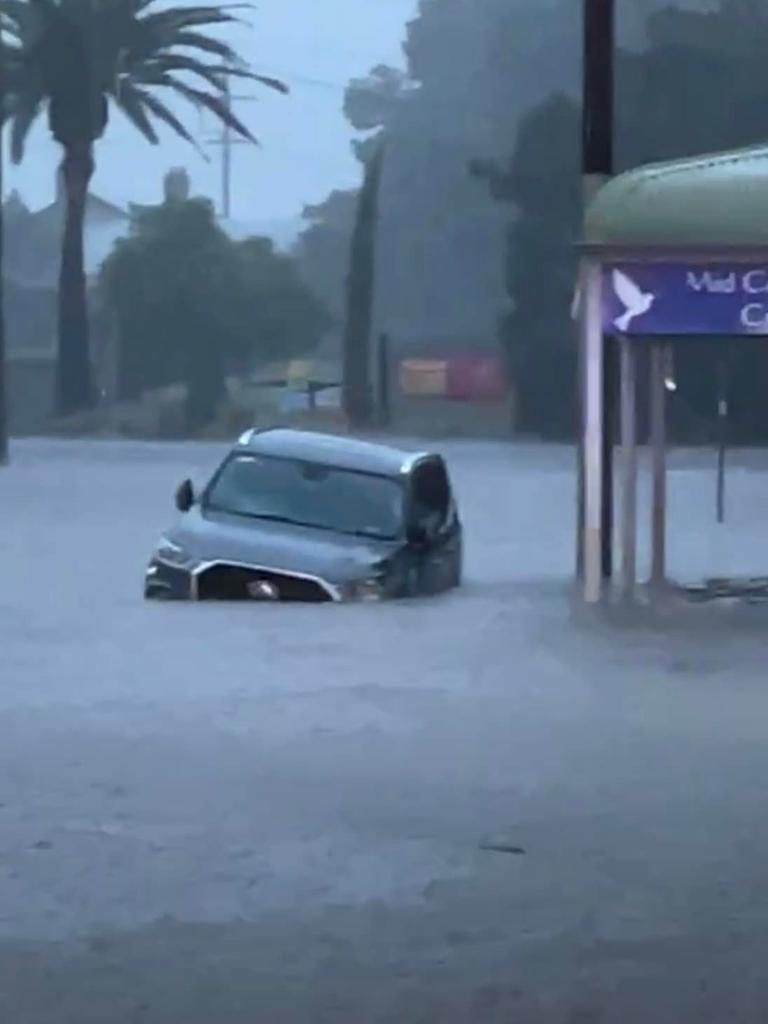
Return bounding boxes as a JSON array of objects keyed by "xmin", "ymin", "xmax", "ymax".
[
  {"xmin": 581, "ymin": 0, "xmax": 615, "ymax": 584},
  {"xmin": 583, "ymin": 259, "xmax": 604, "ymax": 604},
  {"xmin": 619, "ymin": 336, "xmax": 637, "ymax": 597},
  {"xmin": 716, "ymin": 355, "xmax": 728, "ymax": 525},
  {"xmin": 583, "ymin": 0, "xmax": 615, "ymax": 183},
  {"xmin": 378, "ymin": 332, "xmax": 390, "ymax": 427},
  {"xmin": 602, "ymin": 334, "xmax": 616, "ymax": 579},
  {"xmin": 650, "ymin": 343, "xmax": 667, "ymax": 588},
  {"xmin": 0, "ymin": 24, "xmax": 8, "ymax": 466},
  {"xmin": 576, "ymin": 285, "xmax": 586, "ymax": 581}
]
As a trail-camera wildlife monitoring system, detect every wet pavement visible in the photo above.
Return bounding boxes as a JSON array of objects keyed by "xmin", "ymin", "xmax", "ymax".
[{"xmin": 1, "ymin": 438, "xmax": 768, "ymax": 1022}]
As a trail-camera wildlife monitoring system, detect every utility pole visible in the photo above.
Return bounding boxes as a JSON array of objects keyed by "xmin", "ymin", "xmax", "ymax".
[
  {"xmin": 582, "ymin": 0, "xmax": 615, "ymax": 579},
  {"xmin": 205, "ymin": 79, "xmax": 256, "ymax": 220}
]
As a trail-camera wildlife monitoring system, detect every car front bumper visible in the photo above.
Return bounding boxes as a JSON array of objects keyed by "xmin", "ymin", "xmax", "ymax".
[
  {"xmin": 144, "ymin": 558, "xmax": 194, "ymax": 600},
  {"xmin": 144, "ymin": 558, "xmax": 345, "ymax": 602}
]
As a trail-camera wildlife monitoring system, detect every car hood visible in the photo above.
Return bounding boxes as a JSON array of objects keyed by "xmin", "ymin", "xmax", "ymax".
[{"xmin": 168, "ymin": 507, "xmax": 401, "ymax": 584}]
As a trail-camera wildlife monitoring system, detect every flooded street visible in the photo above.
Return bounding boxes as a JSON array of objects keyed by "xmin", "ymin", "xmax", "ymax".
[{"xmin": 2, "ymin": 439, "xmax": 768, "ymax": 1022}]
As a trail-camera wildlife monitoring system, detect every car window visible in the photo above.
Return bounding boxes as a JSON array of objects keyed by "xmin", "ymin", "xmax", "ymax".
[{"xmin": 205, "ymin": 454, "xmax": 404, "ymax": 540}]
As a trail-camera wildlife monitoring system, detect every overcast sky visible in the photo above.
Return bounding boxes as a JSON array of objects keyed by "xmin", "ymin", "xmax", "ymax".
[{"xmin": 5, "ymin": 0, "xmax": 416, "ymax": 226}]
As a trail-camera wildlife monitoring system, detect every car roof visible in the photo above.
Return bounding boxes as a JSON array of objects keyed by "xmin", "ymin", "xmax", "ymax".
[{"xmin": 233, "ymin": 428, "xmax": 429, "ymax": 477}]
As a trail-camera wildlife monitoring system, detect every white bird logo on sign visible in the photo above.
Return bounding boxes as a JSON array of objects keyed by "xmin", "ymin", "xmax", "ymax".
[{"xmin": 612, "ymin": 269, "xmax": 655, "ymax": 332}]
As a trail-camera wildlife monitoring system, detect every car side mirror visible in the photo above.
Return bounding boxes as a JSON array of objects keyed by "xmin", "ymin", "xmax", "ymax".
[{"xmin": 175, "ymin": 479, "xmax": 195, "ymax": 512}]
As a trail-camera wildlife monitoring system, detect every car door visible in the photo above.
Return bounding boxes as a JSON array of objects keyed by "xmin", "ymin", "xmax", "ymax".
[{"xmin": 409, "ymin": 457, "xmax": 461, "ymax": 594}]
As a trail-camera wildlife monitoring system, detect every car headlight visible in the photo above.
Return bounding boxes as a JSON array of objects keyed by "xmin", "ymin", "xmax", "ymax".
[
  {"xmin": 342, "ymin": 576, "xmax": 386, "ymax": 602},
  {"xmin": 154, "ymin": 537, "xmax": 193, "ymax": 568}
]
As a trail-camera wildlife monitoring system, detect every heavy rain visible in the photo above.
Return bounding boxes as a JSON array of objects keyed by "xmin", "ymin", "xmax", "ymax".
[{"xmin": 3, "ymin": 1, "xmax": 768, "ymax": 1022}]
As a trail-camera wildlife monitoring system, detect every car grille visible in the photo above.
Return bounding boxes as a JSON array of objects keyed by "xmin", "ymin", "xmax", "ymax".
[{"xmin": 196, "ymin": 564, "xmax": 332, "ymax": 602}]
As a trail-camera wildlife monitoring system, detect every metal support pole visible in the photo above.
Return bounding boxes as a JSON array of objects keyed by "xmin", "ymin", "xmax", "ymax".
[
  {"xmin": 206, "ymin": 79, "xmax": 255, "ymax": 221},
  {"xmin": 619, "ymin": 336, "xmax": 637, "ymax": 597},
  {"xmin": 716, "ymin": 356, "xmax": 728, "ymax": 525},
  {"xmin": 602, "ymin": 333, "xmax": 616, "ymax": 579},
  {"xmin": 650, "ymin": 343, "xmax": 667, "ymax": 588},
  {"xmin": 576, "ymin": 282, "xmax": 586, "ymax": 582},
  {"xmin": 583, "ymin": 260, "xmax": 604, "ymax": 603},
  {"xmin": 580, "ymin": 0, "xmax": 615, "ymax": 586}
]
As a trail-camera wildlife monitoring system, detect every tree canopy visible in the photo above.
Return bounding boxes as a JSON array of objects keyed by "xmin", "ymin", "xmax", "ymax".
[
  {"xmin": 2, "ymin": 0, "xmax": 287, "ymax": 158},
  {"xmin": 475, "ymin": 0, "xmax": 768, "ymax": 437},
  {"xmin": 100, "ymin": 195, "xmax": 331, "ymax": 429},
  {"xmin": 1, "ymin": 0, "xmax": 287, "ymax": 416}
]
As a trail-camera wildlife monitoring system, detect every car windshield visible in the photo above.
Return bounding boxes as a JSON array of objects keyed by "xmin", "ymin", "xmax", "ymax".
[{"xmin": 205, "ymin": 453, "xmax": 404, "ymax": 540}]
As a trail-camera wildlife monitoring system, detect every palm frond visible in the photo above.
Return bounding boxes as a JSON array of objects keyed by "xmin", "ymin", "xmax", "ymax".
[
  {"xmin": 8, "ymin": 90, "xmax": 44, "ymax": 162},
  {"xmin": 114, "ymin": 80, "xmax": 158, "ymax": 143},
  {"xmin": 121, "ymin": 82, "xmax": 204, "ymax": 153},
  {"xmin": 139, "ymin": 53, "xmax": 231, "ymax": 92},
  {"xmin": 136, "ymin": 6, "xmax": 242, "ymax": 37},
  {"xmin": 160, "ymin": 29, "xmax": 239, "ymax": 61},
  {"xmin": 137, "ymin": 54, "xmax": 287, "ymax": 95},
  {"xmin": 166, "ymin": 77, "xmax": 258, "ymax": 142},
  {"xmin": 0, "ymin": 0, "xmax": 36, "ymax": 37},
  {"xmin": 1, "ymin": 0, "xmax": 286, "ymax": 161}
]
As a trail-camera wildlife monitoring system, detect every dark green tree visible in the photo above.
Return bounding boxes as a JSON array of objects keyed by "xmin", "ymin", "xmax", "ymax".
[
  {"xmin": 3, "ymin": 0, "xmax": 286, "ymax": 416},
  {"xmin": 473, "ymin": 0, "xmax": 768, "ymax": 438},
  {"xmin": 100, "ymin": 196, "xmax": 330, "ymax": 431},
  {"xmin": 342, "ymin": 143, "xmax": 384, "ymax": 428},
  {"xmin": 472, "ymin": 94, "xmax": 581, "ymax": 436},
  {"xmin": 293, "ymin": 189, "xmax": 358, "ymax": 324}
]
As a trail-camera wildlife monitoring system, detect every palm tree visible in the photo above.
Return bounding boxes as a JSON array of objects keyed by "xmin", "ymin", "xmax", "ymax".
[{"xmin": 1, "ymin": 0, "xmax": 285, "ymax": 416}]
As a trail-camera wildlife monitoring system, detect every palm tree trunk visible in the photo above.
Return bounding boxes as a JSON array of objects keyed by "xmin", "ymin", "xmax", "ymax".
[{"xmin": 57, "ymin": 142, "xmax": 95, "ymax": 416}]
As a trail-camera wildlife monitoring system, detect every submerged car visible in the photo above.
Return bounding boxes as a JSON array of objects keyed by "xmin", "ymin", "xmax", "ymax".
[{"xmin": 144, "ymin": 428, "xmax": 462, "ymax": 602}]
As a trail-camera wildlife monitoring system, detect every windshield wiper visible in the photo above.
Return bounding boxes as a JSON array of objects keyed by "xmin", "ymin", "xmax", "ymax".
[
  {"xmin": 207, "ymin": 506, "xmax": 336, "ymax": 532},
  {"xmin": 208, "ymin": 505, "xmax": 394, "ymax": 539}
]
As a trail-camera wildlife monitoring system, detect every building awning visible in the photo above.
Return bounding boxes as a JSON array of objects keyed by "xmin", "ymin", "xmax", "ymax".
[{"xmin": 584, "ymin": 145, "xmax": 768, "ymax": 250}]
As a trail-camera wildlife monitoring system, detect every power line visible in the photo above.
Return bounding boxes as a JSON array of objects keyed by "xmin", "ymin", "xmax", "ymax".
[{"xmin": 257, "ymin": 66, "xmax": 347, "ymax": 92}]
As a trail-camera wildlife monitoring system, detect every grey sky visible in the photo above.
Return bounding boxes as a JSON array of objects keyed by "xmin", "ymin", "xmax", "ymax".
[{"xmin": 5, "ymin": 0, "xmax": 416, "ymax": 225}]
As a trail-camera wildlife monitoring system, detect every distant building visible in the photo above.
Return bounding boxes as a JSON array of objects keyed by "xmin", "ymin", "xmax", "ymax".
[{"xmin": 4, "ymin": 180, "xmax": 130, "ymax": 433}]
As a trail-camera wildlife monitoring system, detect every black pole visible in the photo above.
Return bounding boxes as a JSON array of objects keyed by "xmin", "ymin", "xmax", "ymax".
[
  {"xmin": 582, "ymin": 0, "xmax": 614, "ymax": 579},
  {"xmin": 583, "ymin": 0, "xmax": 614, "ymax": 179},
  {"xmin": 0, "ymin": 27, "xmax": 8, "ymax": 466}
]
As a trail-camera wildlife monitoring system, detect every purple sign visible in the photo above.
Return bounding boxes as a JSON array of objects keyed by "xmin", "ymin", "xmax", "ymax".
[{"xmin": 603, "ymin": 263, "xmax": 768, "ymax": 336}]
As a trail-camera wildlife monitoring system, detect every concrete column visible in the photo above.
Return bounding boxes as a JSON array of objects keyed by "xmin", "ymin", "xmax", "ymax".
[
  {"xmin": 583, "ymin": 260, "xmax": 604, "ymax": 604},
  {"xmin": 650, "ymin": 343, "xmax": 667, "ymax": 588},
  {"xmin": 575, "ymin": 276, "xmax": 585, "ymax": 583},
  {"xmin": 619, "ymin": 336, "xmax": 638, "ymax": 598}
]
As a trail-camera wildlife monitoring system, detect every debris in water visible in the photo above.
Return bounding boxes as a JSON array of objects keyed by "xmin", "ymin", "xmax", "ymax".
[{"xmin": 479, "ymin": 842, "xmax": 526, "ymax": 856}]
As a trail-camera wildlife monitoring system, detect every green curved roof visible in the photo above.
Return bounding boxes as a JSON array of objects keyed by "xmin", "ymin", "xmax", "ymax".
[{"xmin": 585, "ymin": 145, "xmax": 768, "ymax": 248}]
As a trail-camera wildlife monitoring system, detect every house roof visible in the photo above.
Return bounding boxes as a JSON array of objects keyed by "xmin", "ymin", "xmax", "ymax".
[
  {"xmin": 584, "ymin": 145, "xmax": 768, "ymax": 250},
  {"xmin": 4, "ymin": 190, "xmax": 129, "ymax": 289}
]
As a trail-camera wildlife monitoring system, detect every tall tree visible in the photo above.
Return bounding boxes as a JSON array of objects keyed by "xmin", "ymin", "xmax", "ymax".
[
  {"xmin": 2, "ymin": 0, "xmax": 286, "ymax": 416},
  {"xmin": 473, "ymin": 0, "xmax": 768, "ymax": 439},
  {"xmin": 101, "ymin": 196, "xmax": 330, "ymax": 431},
  {"xmin": 293, "ymin": 189, "xmax": 358, "ymax": 324},
  {"xmin": 342, "ymin": 143, "xmax": 384, "ymax": 428}
]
